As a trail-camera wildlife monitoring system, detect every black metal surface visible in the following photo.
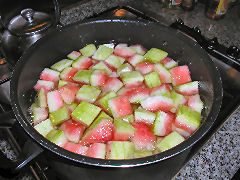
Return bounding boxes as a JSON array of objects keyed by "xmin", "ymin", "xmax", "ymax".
[{"xmin": 0, "ymin": 5, "xmax": 239, "ymax": 180}]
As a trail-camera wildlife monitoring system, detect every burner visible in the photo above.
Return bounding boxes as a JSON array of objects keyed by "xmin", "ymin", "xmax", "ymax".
[{"xmin": 0, "ymin": 5, "xmax": 239, "ymax": 180}]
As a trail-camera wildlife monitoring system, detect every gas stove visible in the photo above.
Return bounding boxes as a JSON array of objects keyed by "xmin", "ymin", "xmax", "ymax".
[{"xmin": 0, "ymin": 5, "xmax": 240, "ymax": 180}]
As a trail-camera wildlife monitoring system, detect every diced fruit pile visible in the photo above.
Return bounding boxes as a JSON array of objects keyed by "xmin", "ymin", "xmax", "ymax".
[{"xmin": 32, "ymin": 43, "xmax": 204, "ymax": 160}]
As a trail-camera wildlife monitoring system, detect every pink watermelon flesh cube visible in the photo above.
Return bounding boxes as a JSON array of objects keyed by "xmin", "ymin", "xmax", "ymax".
[
  {"xmin": 90, "ymin": 70, "xmax": 107, "ymax": 87},
  {"xmin": 67, "ymin": 51, "xmax": 81, "ymax": 60},
  {"xmin": 72, "ymin": 56, "xmax": 93, "ymax": 70},
  {"xmin": 108, "ymin": 96, "xmax": 133, "ymax": 118},
  {"xmin": 32, "ymin": 107, "xmax": 48, "ymax": 125},
  {"xmin": 34, "ymin": 80, "xmax": 54, "ymax": 92},
  {"xmin": 86, "ymin": 143, "xmax": 106, "ymax": 159},
  {"xmin": 60, "ymin": 67, "xmax": 78, "ymax": 83},
  {"xmin": 102, "ymin": 77, "xmax": 123, "ymax": 92},
  {"xmin": 175, "ymin": 105, "xmax": 201, "ymax": 133},
  {"xmin": 131, "ymin": 122, "xmax": 156, "ymax": 151},
  {"xmin": 40, "ymin": 68, "xmax": 60, "ymax": 85},
  {"xmin": 172, "ymin": 123, "xmax": 191, "ymax": 138},
  {"xmin": 129, "ymin": 44, "xmax": 147, "ymax": 55},
  {"xmin": 113, "ymin": 44, "xmax": 136, "ymax": 58},
  {"xmin": 125, "ymin": 86, "xmax": 150, "ymax": 104},
  {"xmin": 135, "ymin": 62, "xmax": 154, "ymax": 75},
  {"xmin": 153, "ymin": 111, "xmax": 173, "ymax": 136},
  {"xmin": 62, "ymin": 141, "xmax": 88, "ymax": 155},
  {"xmin": 170, "ymin": 65, "xmax": 192, "ymax": 86},
  {"xmin": 187, "ymin": 94, "xmax": 203, "ymax": 113},
  {"xmin": 150, "ymin": 84, "xmax": 172, "ymax": 96},
  {"xmin": 47, "ymin": 90, "xmax": 64, "ymax": 112},
  {"xmin": 154, "ymin": 63, "xmax": 172, "ymax": 83},
  {"xmin": 134, "ymin": 108, "xmax": 156, "ymax": 125},
  {"xmin": 161, "ymin": 57, "xmax": 178, "ymax": 69},
  {"xmin": 60, "ymin": 120, "xmax": 86, "ymax": 143},
  {"xmin": 175, "ymin": 81, "xmax": 199, "ymax": 96},
  {"xmin": 127, "ymin": 54, "xmax": 144, "ymax": 67},
  {"xmin": 58, "ymin": 84, "xmax": 80, "ymax": 104},
  {"xmin": 113, "ymin": 118, "xmax": 135, "ymax": 141},
  {"xmin": 81, "ymin": 118, "xmax": 113, "ymax": 145},
  {"xmin": 140, "ymin": 94, "xmax": 174, "ymax": 113}
]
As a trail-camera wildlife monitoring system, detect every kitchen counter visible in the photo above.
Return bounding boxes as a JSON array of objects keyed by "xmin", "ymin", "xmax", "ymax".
[{"xmin": 60, "ymin": 1, "xmax": 240, "ymax": 179}]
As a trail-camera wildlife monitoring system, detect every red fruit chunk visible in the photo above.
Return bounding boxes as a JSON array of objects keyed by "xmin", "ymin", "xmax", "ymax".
[
  {"xmin": 61, "ymin": 67, "xmax": 78, "ymax": 83},
  {"xmin": 150, "ymin": 84, "xmax": 172, "ymax": 95},
  {"xmin": 73, "ymin": 57, "xmax": 93, "ymax": 70},
  {"xmin": 81, "ymin": 119, "xmax": 113, "ymax": 145},
  {"xmin": 90, "ymin": 70, "xmax": 107, "ymax": 87},
  {"xmin": 40, "ymin": 68, "xmax": 60, "ymax": 85},
  {"xmin": 135, "ymin": 62, "xmax": 154, "ymax": 75},
  {"xmin": 131, "ymin": 122, "xmax": 156, "ymax": 151},
  {"xmin": 123, "ymin": 86, "xmax": 150, "ymax": 103},
  {"xmin": 170, "ymin": 65, "xmax": 192, "ymax": 86},
  {"xmin": 58, "ymin": 84, "xmax": 80, "ymax": 104},
  {"xmin": 114, "ymin": 45, "xmax": 136, "ymax": 58},
  {"xmin": 108, "ymin": 96, "xmax": 133, "ymax": 118},
  {"xmin": 140, "ymin": 95, "xmax": 174, "ymax": 113},
  {"xmin": 153, "ymin": 111, "xmax": 173, "ymax": 136},
  {"xmin": 60, "ymin": 120, "xmax": 86, "ymax": 143},
  {"xmin": 34, "ymin": 80, "xmax": 54, "ymax": 92},
  {"xmin": 62, "ymin": 141, "xmax": 88, "ymax": 155},
  {"xmin": 102, "ymin": 77, "xmax": 123, "ymax": 92},
  {"xmin": 47, "ymin": 90, "xmax": 64, "ymax": 112},
  {"xmin": 86, "ymin": 143, "xmax": 106, "ymax": 159}
]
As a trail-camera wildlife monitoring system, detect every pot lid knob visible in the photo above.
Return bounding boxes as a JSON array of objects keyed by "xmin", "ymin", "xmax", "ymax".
[
  {"xmin": 8, "ymin": 8, "xmax": 53, "ymax": 36},
  {"xmin": 21, "ymin": 8, "xmax": 34, "ymax": 24}
]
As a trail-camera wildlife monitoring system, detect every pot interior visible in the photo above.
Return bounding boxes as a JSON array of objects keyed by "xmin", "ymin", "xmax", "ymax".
[{"xmin": 11, "ymin": 19, "xmax": 222, "ymax": 166}]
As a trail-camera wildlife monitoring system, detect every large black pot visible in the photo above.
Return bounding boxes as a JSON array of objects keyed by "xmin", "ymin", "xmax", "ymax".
[{"xmin": 0, "ymin": 19, "xmax": 222, "ymax": 178}]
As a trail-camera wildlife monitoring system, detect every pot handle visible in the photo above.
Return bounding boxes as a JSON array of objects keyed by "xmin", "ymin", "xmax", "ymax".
[{"xmin": 0, "ymin": 111, "xmax": 43, "ymax": 177}]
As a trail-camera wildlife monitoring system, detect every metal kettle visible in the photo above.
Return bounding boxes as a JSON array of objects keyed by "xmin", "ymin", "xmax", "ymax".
[{"xmin": 0, "ymin": 0, "xmax": 60, "ymax": 66}]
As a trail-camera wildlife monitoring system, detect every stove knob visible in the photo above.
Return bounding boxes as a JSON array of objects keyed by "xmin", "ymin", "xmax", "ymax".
[
  {"xmin": 210, "ymin": 37, "xmax": 219, "ymax": 45},
  {"xmin": 227, "ymin": 46, "xmax": 240, "ymax": 58},
  {"xmin": 176, "ymin": 18, "xmax": 184, "ymax": 25},
  {"xmin": 193, "ymin": 26, "xmax": 201, "ymax": 34}
]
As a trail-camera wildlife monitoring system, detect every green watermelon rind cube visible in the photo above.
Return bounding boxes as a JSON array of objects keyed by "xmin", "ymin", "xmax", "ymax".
[
  {"xmin": 107, "ymin": 141, "xmax": 135, "ymax": 159},
  {"xmin": 34, "ymin": 119, "xmax": 54, "ymax": 137},
  {"xmin": 121, "ymin": 71, "xmax": 144, "ymax": 85},
  {"xmin": 92, "ymin": 45, "xmax": 114, "ymax": 60},
  {"xmin": 98, "ymin": 91, "xmax": 117, "ymax": 112},
  {"xmin": 46, "ymin": 129, "xmax": 67, "ymax": 147},
  {"xmin": 80, "ymin": 44, "xmax": 97, "ymax": 57},
  {"xmin": 76, "ymin": 85, "xmax": 101, "ymax": 103},
  {"xmin": 134, "ymin": 150, "xmax": 153, "ymax": 158},
  {"xmin": 156, "ymin": 131, "xmax": 185, "ymax": 152},
  {"xmin": 51, "ymin": 59, "xmax": 73, "ymax": 72},
  {"xmin": 117, "ymin": 63, "xmax": 133, "ymax": 75},
  {"xmin": 91, "ymin": 61, "xmax": 112, "ymax": 75},
  {"xmin": 176, "ymin": 105, "xmax": 201, "ymax": 131},
  {"xmin": 114, "ymin": 118, "xmax": 135, "ymax": 136},
  {"xmin": 49, "ymin": 106, "xmax": 69, "ymax": 126},
  {"xmin": 37, "ymin": 88, "xmax": 47, "ymax": 108},
  {"xmin": 143, "ymin": 48, "xmax": 168, "ymax": 63},
  {"xmin": 73, "ymin": 70, "xmax": 92, "ymax": 84},
  {"xmin": 105, "ymin": 55, "xmax": 123, "ymax": 68},
  {"xmin": 71, "ymin": 101, "xmax": 101, "ymax": 127},
  {"xmin": 144, "ymin": 71, "xmax": 161, "ymax": 88}
]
